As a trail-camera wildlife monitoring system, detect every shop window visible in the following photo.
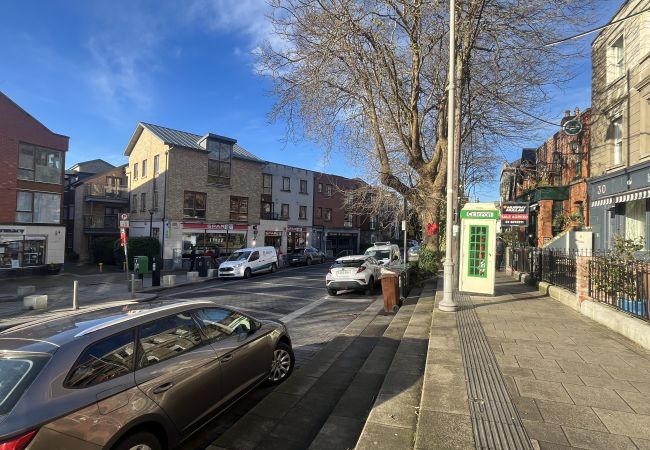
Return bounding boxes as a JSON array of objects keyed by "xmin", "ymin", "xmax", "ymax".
[
  {"xmin": 208, "ymin": 144, "xmax": 231, "ymax": 185},
  {"xmin": 16, "ymin": 191, "xmax": 60, "ymax": 224},
  {"xmin": 1, "ymin": 238, "xmax": 46, "ymax": 268},
  {"xmin": 131, "ymin": 194, "xmax": 138, "ymax": 213},
  {"xmin": 230, "ymin": 196, "xmax": 249, "ymax": 222},
  {"xmin": 140, "ymin": 193, "xmax": 146, "ymax": 212},
  {"xmin": 299, "ymin": 205, "xmax": 307, "ymax": 220},
  {"xmin": 133, "ymin": 163, "xmax": 139, "ymax": 180},
  {"xmin": 183, "ymin": 191, "xmax": 206, "ymax": 219},
  {"xmin": 300, "ymin": 180, "xmax": 308, "ymax": 194},
  {"xmin": 281, "ymin": 204, "xmax": 289, "ymax": 219},
  {"xmin": 262, "ymin": 173, "xmax": 272, "ymax": 194},
  {"xmin": 282, "ymin": 177, "xmax": 290, "ymax": 192},
  {"xmin": 625, "ymin": 200, "xmax": 646, "ymax": 248},
  {"xmin": 325, "ymin": 208, "xmax": 332, "ymax": 221},
  {"xmin": 17, "ymin": 144, "xmax": 62, "ymax": 184}
]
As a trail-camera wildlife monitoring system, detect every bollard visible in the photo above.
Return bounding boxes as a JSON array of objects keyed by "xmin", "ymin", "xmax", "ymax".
[
  {"xmin": 130, "ymin": 274, "xmax": 136, "ymax": 299},
  {"xmin": 72, "ymin": 280, "xmax": 79, "ymax": 310},
  {"xmin": 99, "ymin": 263, "xmax": 103, "ymax": 273}
]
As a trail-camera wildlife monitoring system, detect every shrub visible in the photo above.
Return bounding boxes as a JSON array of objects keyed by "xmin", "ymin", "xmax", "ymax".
[
  {"xmin": 417, "ymin": 247, "xmax": 441, "ymax": 276},
  {"xmin": 65, "ymin": 249, "xmax": 79, "ymax": 262},
  {"xmin": 115, "ymin": 237, "xmax": 161, "ymax": 270},
  {"xmin": 93, "ymin": 237, "xmax": 118, "ymax": 264}
]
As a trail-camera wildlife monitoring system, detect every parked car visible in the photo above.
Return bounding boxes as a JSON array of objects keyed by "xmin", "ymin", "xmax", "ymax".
[
  {"xmin": 364, "ymin": 242, "xmax": 402, "ymax": 266},
  {"xmin": 218, "ymin": 246, "xmax": 278, "ymax": 278},
  {"xmin": 407, "ymin": 245, "xmax": 421, "ymax": 262},
  {"xmin": 287, "ymin": 247, "xmax": 325, "ymax": 266},
  {"xmin": 0, "ymin": 299, "xmax": 294, "ymax": 450},
  {"xmin": 326, "ymin": 255, "xmax": 380, "ymax": 296}
]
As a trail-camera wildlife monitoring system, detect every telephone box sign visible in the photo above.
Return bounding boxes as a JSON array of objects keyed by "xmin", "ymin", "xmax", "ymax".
[
  {"xmin": 460, "ymin": 210, "xmax": 500, "ymax": 220},
  {"xmin": 501, "ymin": 202, "xmax": 529, "ymax": 226}
]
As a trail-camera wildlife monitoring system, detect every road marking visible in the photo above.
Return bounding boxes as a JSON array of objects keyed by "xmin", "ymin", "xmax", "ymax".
[
  {"xmin": 224, "ymin": 305, "xmax": 283, "ymax": 316},
  {"xmin": 192, "ymin": 286, "xmax": 312, "ymax": 302},
  {"xmin": 246, "ymin": 281, "xmax": 324, "ymax": 290},
  {"xmin": 280, "ymin": 295, "xmax": 331, "ymax": 323}
]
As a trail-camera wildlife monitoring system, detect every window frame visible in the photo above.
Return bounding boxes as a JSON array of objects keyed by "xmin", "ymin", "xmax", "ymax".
[
  {"xmin": 140, "ymin": 192, "xmax": 146, "ymax": 212},
  {"xmin": 280, "ymin": 203, "xmax": 290, "ymax": 219},
  {"xmin": 325, "ymin": 185, "xmax": 332, "ymax": 197},
  {"xmin": 325, "ymin": 208, "xmax": 332, "ymax": 221},
  {"xmin": 613, "ymin": 116, "xmax": 623, "ymax": 166},
  {"xmin": 15, "ymin": 191, "xmax": 61, "ymax": 224},
  {"xmin": 316, "ymin": 207, "xmax": 322, "ymax": 219},
  {"xmin": 262, "ymin": 173, "xmax": 273, "ymax": 194},
  {"xmin": 300, "ymin": 179, "xmax": 308, "ymax": 194},
  {"xmin": 609, "ymin": 34, "xmax": 625, "ymax": 83},
  {"xmin": 133, "ymin": 163, "xmax": 139, "ymax": 180},
  {"xmin": 183, "ymin": 191, "xmax": 207, "ymax": 219},
  {"xmin": 282, "ymin": 177, "xmax": 291, "ymax": 192},
  {"xmin": 141, "ymin": 159, "xmax": 148, "ymax": 178},
  {"xmin": 153, "ymin": 155, "xmax": 160, "ymax": 176},
  {"xmin": 317, "ymin": 183, "xmax": 323, "ymax": 193},
  {"xmin": 131, "ymin": 194, "xmax": 138, "ymax": 213},
  {"xmin": 17, "ymin": 144, "xmax": 63, "ymax": 185},
  {"xmin": 299, "ymin": 205, "xmax": 307, "ymax": 220},
  {"xmin": 229, "ymin": 196, "xmax": 249, "ymax": 222},
  {"xmin": 207, "ymin": 144, "xmax": 232, "ymax": 186}
]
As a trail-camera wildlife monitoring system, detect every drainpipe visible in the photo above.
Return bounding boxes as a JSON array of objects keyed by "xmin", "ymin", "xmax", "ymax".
[{"xmin": 160, "ymin": 148, "xmax": 170, "ymax": 267}]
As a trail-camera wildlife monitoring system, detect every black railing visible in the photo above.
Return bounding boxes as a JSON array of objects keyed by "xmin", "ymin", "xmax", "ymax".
[
  {"xmin": 510, "ymin": 247, "xmax": 576, "ymax": 293},
  {"xmin": 589, "ymin": 256, "xmax": 650, "ymax": 321},
  {"xmin": 262, "ymin": 212, "xmax": 282, "ymax": 220}
]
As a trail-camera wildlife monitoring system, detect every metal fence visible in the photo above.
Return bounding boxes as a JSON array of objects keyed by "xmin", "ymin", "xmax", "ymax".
[
  {"xmin": 589, "ymin": 255, "xmax": 650, "ymax": 321},
  {"xmin": 510, "ymin": 247, "xmax": 577, "ymax": 293}
]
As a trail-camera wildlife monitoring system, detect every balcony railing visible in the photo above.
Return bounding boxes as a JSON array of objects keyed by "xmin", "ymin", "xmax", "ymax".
[
  {"xmin": 262, "ymin": 212, "xmax": 283, "ymax": 220},
  {"xmin": 84, "ymin": 184, "xmax": 128, "ymax": 202},
  {"xmin": 83, "ymin": 215, "xmax": 119, "ymax": 232}
]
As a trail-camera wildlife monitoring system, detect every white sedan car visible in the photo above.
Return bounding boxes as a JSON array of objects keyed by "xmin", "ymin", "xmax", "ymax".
[{"xmin": 326, "ymin": 255, "xmax": 381, "ymax": 296}]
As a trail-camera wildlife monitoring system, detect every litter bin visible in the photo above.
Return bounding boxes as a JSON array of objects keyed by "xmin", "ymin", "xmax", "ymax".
[
  {"xmin": 380, "ymin": 268, "xmax": 400, "ymax": 313},
  {"xmin": 196, "ymin": 256, "xmax": 208, "ymax": 277},
  {"xmin": 151, "ymin": 256, "xmax": 161, "ymax": 287}
]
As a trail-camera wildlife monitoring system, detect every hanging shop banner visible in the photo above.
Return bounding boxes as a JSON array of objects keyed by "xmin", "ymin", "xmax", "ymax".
[{"xmin": 501, "ymin": 202, "xmax": 529, "ymax": 227}]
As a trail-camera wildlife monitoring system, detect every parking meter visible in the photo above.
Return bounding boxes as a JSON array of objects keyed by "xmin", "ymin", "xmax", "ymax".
[{"xmin": 152, "ymin": 256, "xmax": 161, "ymax": 287}]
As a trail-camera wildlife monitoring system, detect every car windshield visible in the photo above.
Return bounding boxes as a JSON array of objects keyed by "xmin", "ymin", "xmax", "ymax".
[
  {"xmin": 291, "ymin": 249, "xmax": 305, "ymax": 254},
  {"xmin": 365, "ymin": 249, "xmax": 390, "ymax": 260},
  {"xmin": 0, "ymin": 354, "xmax": 50, "ymax": 415},
  {"xmin": 226, "ymin": 251, "xmax": 251, "ymax": 262},
  {"xmin": 333, "ymin": 259, "xmax": 365, "ymax": 268}
]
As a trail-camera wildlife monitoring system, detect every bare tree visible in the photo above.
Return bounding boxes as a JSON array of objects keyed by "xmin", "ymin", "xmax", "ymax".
[{"xmin": 259, "ymin": 0, "xmax": 600, "ymax": 250}]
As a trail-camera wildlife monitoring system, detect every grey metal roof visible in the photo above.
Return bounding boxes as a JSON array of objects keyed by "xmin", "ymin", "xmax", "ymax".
[{"xmin": 140, "ymin": 122, "xmax": 262, "ymax": 162}]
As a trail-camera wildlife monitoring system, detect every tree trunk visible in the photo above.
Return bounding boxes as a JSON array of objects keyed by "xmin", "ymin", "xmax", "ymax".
[{"xmin": 417, "ymin": 195, "xmax": 444, "ymax": 253}]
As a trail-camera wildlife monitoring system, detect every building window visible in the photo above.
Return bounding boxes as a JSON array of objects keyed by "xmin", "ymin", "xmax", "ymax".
[
  {"xmin": 344, "ymin": 213, "xmax": 353, "ymax": 227},
  {"xmin": 133, "ymin": 163, "xmax": 138, "ymax": 180},
  {"xmin": 262, "ymin": 173, "xmax": 273, "ymax": 194},
  {"xmin": 300, "ymin": 179, "xmax": 308, "ymax": 194},
  {"xmin": 154, "ymin": 155, "xmax": 160, "ymax": 175},
  {"xmin": 131, "ymin": 194, "xmax": 138, "ymax": 213},
  {"xmin": 625, "ymin": 200, "xmax": 647, "ymax": 248},
  {"xmin": 282, "ymin": 177, "xmax": 290, "ymax": 191},
  {"xmin": 613, "ymin": 117, "xmax": 623, "ymax": 165},
  {"xmin": 317, "ymin": 207, "xmax": 322, "ymax": 218},
  {"xmin": 16, "ymin": 191, "xmax": 61, "ymax": 223},
  {"xmin": 370, "ymin": 216, "xmax": 377, "ymax": 230},
  {"xmin": 183, "ymin": 191, "xmax": 206, "ymax": 218},
  {"xmin": 326, "ymin": 185, "xmax": 332, "ymax": 197},
  {"xmin": 609, "ymin": 35, "xmax": 625, "ymax": 82},
  {"xmin": 17, "ymin": 144, "xmax": 62, "ymax": 184},
  {"xmin": 230, "ymin": 196, "xmax": 249, "ymax": 222},
  {"xmin": 318, "ymin": 183, "xmax": 323, "ymax": 193},
  {"xmin": 142, "ymin": 159, "xmax": 148, "ymax": 178},
  {"xmin": 552, "ymin": 201, "xmax": 564, "ymax": 235},
  {"xmin": 208, "ymin": 144, "xmax": 231, "ymax": 185},
  {"xmin": 281, "ymin": 203, "xmax": 289, "ymax": 219},
  {"xmin": 299, "ymin": 205, "xmax": 307, "ymax": 220},
  {"xmin": 325, "ymin": 208, "xmax": 332, "ymax": 221},
  {"xmin": 140, "ymin": 193, "xmax": 146, "ymax": 212},
  {"xmin": 153, "ymin": 191, "xmax": 159, "ymax": 210}
]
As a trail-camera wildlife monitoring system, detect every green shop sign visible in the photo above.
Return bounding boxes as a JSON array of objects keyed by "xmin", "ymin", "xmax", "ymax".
[{"xmin": 460, "ymin": 210, "xmax": 500, "ymax": 220}]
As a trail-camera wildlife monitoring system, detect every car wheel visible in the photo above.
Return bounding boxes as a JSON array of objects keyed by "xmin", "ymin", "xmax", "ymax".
[
  {"xmin": 271, "ymin": 263, "xmax": 277, "ymax": 273},
  {"xmin": 365, "ymin": 277, "xmax": 375, "ymax": 295},
  {"xmin": 327, "ymin": 288, "xmax": 337, "ymax": 296},
  {"xmin": 113, "ymin": 431, "xmax": 161, "ymax": 450},
  {"xmin": 244, "ymin": 268, "xmax": 252, "ymax": 279},
  {"xmin": 306, "ymin": 257, "xmax": 312, "ymax": 266},
  {"xmin": 267, "ymin": 342, "xmax": 294, "ymax": 385}
]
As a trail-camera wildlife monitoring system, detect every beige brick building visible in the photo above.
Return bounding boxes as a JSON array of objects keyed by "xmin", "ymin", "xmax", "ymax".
[
  {"xmin": 589, "ymin": 0, "xmax": 650, "ymax": 250},
  {"xmin": 123, "ymin": 123, "xmax": 264, "ymax": 268}
]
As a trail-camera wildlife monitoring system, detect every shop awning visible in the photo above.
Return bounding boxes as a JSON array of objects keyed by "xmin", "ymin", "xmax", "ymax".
[{"xmin": 590, "ymin": 186, "xmax": 650, "ymax": 208}]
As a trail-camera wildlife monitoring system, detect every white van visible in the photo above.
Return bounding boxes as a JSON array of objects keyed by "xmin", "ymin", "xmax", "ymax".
[
  {"xmin": 364, "ymin": 242, "xmax": 401, "ymax": 266},
  {"xmin": 218, "ymin": 246, "xmax": 278, "ymax": 278}
]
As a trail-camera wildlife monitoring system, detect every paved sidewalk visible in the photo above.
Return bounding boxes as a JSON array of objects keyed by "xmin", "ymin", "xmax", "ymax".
[{"xmin": 423, "ymin": 273, "xmax": 650, "ymax": 449}]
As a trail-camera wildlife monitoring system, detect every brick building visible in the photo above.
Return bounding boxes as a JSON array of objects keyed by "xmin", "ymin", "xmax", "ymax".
[
  {"xmin": 589, "ymin": 0, "xmax": 650, "ymax": 250},
  {"xmin": 0, "ymin": 91, "xmax": 68, "ymax": 273},
  {"xmin": 64, "ymin": 161, "xmax": 128, "ymax": 262},
  {"xmin": 123, "ymin": 123, "xmax": 264, "ymax": 268},
  {"xmin": 501, "ymin": 108, "xmax": 591, "ymax": 246}
]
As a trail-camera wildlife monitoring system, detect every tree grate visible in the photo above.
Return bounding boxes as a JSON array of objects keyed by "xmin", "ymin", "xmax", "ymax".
[{"xmin": 455, "ymin": 291, "xmax": 533, "ymax": 450}]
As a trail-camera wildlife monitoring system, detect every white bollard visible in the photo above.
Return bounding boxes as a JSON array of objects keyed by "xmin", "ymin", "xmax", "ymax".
[
  {"xmin": 24, "ymin": 295, "xmax": 47, "ymax": 310},
  {"xmin": 186, "ymin": 272, "xmax": 199, "ymax": 282},
  {"xmin": 162, "ymin": 275, "xmax": 177, "ymax": 287},
  {"xmin": 73, "ymin": 280, "xmax": 79, "ymax": 310}
]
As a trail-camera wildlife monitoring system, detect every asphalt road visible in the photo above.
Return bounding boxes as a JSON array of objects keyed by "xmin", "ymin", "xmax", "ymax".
[{"xmin": 157, "ymin": 263, "xmax": 382, "ymax": 450}]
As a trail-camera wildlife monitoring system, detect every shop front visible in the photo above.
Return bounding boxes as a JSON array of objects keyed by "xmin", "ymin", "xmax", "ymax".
[
  {"xmin": 325, "ymin": 230, "xmax": 360, "ymax": 257},
  {"xmin": 589, "ymin": 163, "xmax": 650, "ymax": 251},
  {"xmin": 287, "ymin": 226, "xmax": 310, "ymax": 251},
  {"xmin": 0, "ymin": 225, "xmax": 65, "ymax": 274},
  {"xmin": 181, "ymin": 223, "xmax": 249, "ymax": 258}
]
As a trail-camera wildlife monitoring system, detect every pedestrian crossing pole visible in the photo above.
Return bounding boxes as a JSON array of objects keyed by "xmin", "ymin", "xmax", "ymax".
[{"xmin": 439, "ymin": 0, "xmax": 459, "ymax": 312}]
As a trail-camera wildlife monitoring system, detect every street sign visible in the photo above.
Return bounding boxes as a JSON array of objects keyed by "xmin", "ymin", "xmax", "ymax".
[
  {"xmin": 119, "ymin": 213, "xmax": 130, "ymax": 228},
  {"xmin": 563, "ymin": 119, "xmax": 583, "ymax": 136}
]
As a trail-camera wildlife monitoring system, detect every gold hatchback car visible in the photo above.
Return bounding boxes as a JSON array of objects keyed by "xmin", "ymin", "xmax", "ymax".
[{"xmin": 0, "ymin": 300, "xmax": 294, "ymax": 450}]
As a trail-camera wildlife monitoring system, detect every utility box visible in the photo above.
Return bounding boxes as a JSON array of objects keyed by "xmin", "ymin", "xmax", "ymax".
[
  {"xmin": 134, "ymin": 256, "xmax": 150, "ymax": 277},
  {"xmin": 459, "ymin": 203, "xmax": 499, "ymax": 296}
]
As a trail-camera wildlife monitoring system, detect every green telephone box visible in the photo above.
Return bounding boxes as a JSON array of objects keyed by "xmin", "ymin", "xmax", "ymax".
[{"xmin": 459, "ymin": 203, "xmax": 499, "ymax": 295}]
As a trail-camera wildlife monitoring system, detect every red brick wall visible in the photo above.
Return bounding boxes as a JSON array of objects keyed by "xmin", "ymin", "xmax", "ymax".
[
  {"xmin": 313, "ymin": 173, "xmax": 369, "ymax": 228},
  {"xmin": 0, "ymin": 93, "xmax": 69, "ymax": 222},
  {"xmin": 537, "ymin": 200, "xmax": 554, "ymax": 246}
]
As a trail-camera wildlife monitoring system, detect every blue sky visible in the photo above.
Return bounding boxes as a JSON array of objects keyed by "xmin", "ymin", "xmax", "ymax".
[{"xmin": 0, "ymin": 0, "xmax": 624, "ymax": 201}]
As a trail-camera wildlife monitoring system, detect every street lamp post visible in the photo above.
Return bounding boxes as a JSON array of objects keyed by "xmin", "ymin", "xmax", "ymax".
[
  {"xmin": 439, "ymin": 0, "xmax": 459, "ymax": 312},
  {"xmin": 148, "ymin": 209, "xmax": 154, "ymax": 238}
]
